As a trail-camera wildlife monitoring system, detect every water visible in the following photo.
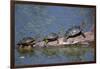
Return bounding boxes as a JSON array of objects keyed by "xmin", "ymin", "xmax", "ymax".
[
  {"xmin": 15, "ymin": 4, "xmax": 95, "ymax": 43},
  {"xmin": 15, "ymin": 44, "xmax": 95, "ymax": 66}
]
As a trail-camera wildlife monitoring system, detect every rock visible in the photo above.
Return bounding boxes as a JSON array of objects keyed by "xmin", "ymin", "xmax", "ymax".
[
  {"xmin": 33, "ymin": 41, "xmax": 45, "ymax": 47},
  {"xmin": 33, "ymin": 31, "xmax": 94, "ymax": 47},
  {"xmin": 47, "ymin": 41, "xmax": 58, "ymax": 46},
  {"xmin": 47, "ymin": 31, "xmax": 94, "ymax": 46},
  {"xmin": 62, "ymin": 32, "xmax": 94, "ymax": 45}
]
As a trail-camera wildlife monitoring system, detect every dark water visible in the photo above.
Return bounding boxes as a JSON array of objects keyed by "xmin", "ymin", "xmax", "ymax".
[{"xmin": 15, "ymin": 44, "xmax": 95, "ymax": 65}]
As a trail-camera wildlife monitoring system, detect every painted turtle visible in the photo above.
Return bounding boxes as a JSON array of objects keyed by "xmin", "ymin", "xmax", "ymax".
[
  {"xmin": 64, "ymin": 26, "xmax": 86, "ymax": 41},
  {"xmin": 17, "ymin": 37, "xmax": 36, "ymax": 48},
  {"xmin": 43, "ymin": 33, "xmax": 59, "ymax": 45}
]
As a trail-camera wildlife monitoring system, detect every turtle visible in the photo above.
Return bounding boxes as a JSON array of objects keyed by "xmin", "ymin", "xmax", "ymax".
[
  {"xmin": 43, "ymin": 33, "xmax": 59, "ymax": 45},
  {"xmin": 64, "ymin": 26, "xmax": 86, "ymax": 42},
  {"xmin": 17, "ymin": 37, "xmax": 36, "ymax": 48}
]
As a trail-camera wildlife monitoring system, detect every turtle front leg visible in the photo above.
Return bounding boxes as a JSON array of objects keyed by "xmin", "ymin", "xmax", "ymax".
[
  {"xmin": 30, "ymin": 42, "xmax": 36, "ymax": 47},
  {"xmin": 44, "ymin": 39, "xmax": 48, "ymax": 47},
  {"xmin": 63, "ymin": 36, "xmax": 69, "ymax": 42},
  {"xmin": 81, "ymin": 32, "xmax": 86, "ymax": 38}
]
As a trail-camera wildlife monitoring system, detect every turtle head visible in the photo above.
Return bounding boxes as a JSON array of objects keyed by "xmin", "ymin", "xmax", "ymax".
[
  {"xmin": 43, "ymin": 38, "xmax": 48, "ymax": 44},
  {"xmin": 79, "ymin": 21, "xmax": 87, "ymax": 31},
  {"xmin": 64, "ymin": 31, "xmax": 68, "ymax": 37}
]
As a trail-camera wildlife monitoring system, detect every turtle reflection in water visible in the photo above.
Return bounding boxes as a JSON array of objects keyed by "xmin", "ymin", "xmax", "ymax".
[
  {"xmin": 64, "ymin": 26, "xmax": 86, "ymax": 42},
  {"xmin": 17, "ymin": 37, "xmax": 36, "ymax": 53},
  {"xmin": 43, "ymin": 33, "xmax": 59, "ymax": 47}
]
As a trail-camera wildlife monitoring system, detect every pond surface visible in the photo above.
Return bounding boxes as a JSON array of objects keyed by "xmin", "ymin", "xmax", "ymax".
[{"xmin": 15, "ymin": 44, "xmax": 95, "ymax": 66}]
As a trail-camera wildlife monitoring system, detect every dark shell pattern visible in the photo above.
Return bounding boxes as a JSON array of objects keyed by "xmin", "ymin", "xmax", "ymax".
[
  {"xmin": 46, "ymin": 33, "xmax": 58, "ymax": 40},
  {"xmin": 18, "ymin": 37, "xmax": 35, "ymax": 45},
  {"xmin": 65, "ymin": 26, "xmax": 82, "ymax": 37}
]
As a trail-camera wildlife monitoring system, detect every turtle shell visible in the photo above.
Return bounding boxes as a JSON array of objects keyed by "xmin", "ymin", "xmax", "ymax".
[
  {"xmin": 46, "ymin": 33, "xmax": 58, "ymax": 40},
  {"xmin": 65, "ymin": 26, "xmax": 82, "ymax": 37},
  {"xmin": 17, "ymin": 37, "xmax": 35, "ymax": 45}
]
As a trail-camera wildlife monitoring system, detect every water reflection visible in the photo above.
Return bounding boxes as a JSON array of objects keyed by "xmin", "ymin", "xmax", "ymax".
[{"xmin": 15, "ymin": 44, "xmax": 94, "ymax": 65}]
